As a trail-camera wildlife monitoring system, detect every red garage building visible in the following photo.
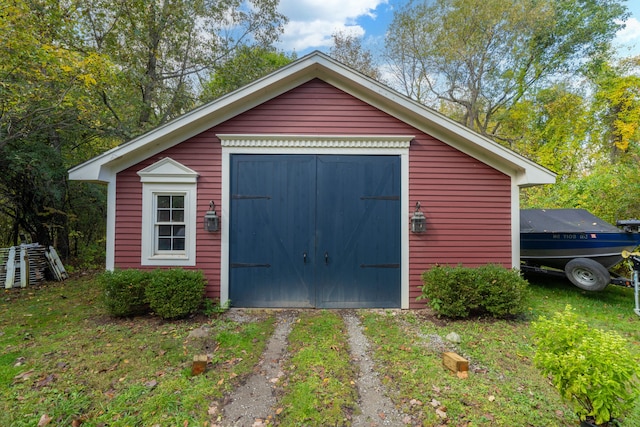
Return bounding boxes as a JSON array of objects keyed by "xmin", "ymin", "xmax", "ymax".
[{"xmin": 69, "ymin": 51, "xmax": 555, "ymax": 309}]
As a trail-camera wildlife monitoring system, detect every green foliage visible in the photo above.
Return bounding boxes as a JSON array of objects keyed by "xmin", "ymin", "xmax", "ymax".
[
  {"xmin": 202, "ymin": 298, "xmax": 231, "ymax": 317},
  {"xmin": 145, "ymin": 269, "xmax": 206, "ymax": 320},
  {"xmin": 277, "ymin": 311, "xmax": 358, "ymax": 426},
  {"xmin": 201, "ymin": 46, "xmax": 295, "ymax": 101},
  {"xmin": 532, "ymin": 305, "xmax": 640, "ymax": 424},
  {"xmin": 99, "ymin": 269, "xmax": 151, "ymax": 317},
  {"xmin": 419, "ymin": 264, "xmax": 529, "ymax": 318}
]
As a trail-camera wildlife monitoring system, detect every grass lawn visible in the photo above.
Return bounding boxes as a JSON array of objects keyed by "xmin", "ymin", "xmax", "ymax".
[{"xmin": 1, "ymin": 272, "xmax": 639, "ymax": 426}]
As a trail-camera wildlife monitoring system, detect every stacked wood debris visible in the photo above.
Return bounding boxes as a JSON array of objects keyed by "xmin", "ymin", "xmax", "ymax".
[{"xmin": 0, "ymin": 244, "xmax": 68, "ymax": 288}]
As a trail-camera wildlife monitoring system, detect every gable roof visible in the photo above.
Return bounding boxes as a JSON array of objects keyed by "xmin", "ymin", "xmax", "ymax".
[{"xmin": 68, "ymin": 50, "xmax": 555, "ymax": 187}]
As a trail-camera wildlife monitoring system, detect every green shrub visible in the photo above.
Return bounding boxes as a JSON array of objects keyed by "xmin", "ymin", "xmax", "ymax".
[
  {"xmin": 99, "ymin": 269, "xmax": 151, "ymax": 317},
  {"xmin": 145, "ymin": 269, "xmax": 206, "ymax": 320},
  {"xmin": 533, "ymin": 305, "xmax": 640, "ymax": 425},
  {"xmin": 419, "ymin": 264, "xmax": 529, "ymax": 318},
  {"xmin": 477, "ymin": 264, "xmax": 529, "ymax": 317}
]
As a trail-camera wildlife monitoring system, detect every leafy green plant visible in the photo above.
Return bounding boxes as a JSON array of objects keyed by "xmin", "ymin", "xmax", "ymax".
[
  {"xmin": 145, "ymin": 269, "xmax": 206, "ymax": 320},
  {"xmin": 203, "ymin": 298, "xmax": 231, "ymax": 317},
  {"xmin": 419, "ymin": 264, "xmax": 529, "ymax": 318},
  {"xmin": 532, "ymin": 305, "xmax": 640, "ymax": 425},
  {"xmin": 99, "ymin": 269, "xmax": 151, "ymax": 317}
]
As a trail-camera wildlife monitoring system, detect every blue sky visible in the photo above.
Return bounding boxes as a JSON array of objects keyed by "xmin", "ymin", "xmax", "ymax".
[{"xmin": 275, "ymin": 0, "xmax": 640, "ymax": 58}]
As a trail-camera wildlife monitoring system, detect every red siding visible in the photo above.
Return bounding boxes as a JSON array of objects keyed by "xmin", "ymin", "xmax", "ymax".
[
  {"xmin": 408, "ymin": 136, "xmax": 511, "ymax": 306},
  {"xmin": 115, "ymin": 133, "xmax": 222, "ymax": 300},
  {"xmin": 114, "ymin": 79, "xmax": 511, "ymax": 308}
]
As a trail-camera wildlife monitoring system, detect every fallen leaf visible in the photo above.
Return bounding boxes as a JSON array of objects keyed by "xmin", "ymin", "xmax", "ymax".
[
  {"xmin": 217, "ymin": 378, "xmax": 224, "ymax": 385},
  {"xmin": 13, "ymin": 370, "xmax": 35, "ymax": 381},
  {"xmin": 71, "ymin": 418, "xmax": 83, "ymax": 427},
  {"xmin": 35, "ymin": 374, "xmax": 57, "ymax": 389},
  {"xmin": 435, "ymin": 408, "xmax": 447, "ymax": 419},
  {"xmin": 488, "ymin": 395, "xmax": 496, "ymax": 402},
  {"xmin": 275, "ymin": 407, "xmax": 283, "ymax": 415},
  {"xmin": 37, "ymin": 414, "xmax": 52, "ymax": 426}
]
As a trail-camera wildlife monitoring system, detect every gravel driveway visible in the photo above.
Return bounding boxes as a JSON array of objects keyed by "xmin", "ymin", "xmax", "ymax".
[{"xmin": 213, "ymin": 310, "xmax": 409, "ymax": 427}]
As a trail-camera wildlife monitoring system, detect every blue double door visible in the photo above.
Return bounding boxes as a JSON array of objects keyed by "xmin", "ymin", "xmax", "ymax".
[{"xmin": 229, "ymin": 154, "xmax": 401, "ymax": 308}]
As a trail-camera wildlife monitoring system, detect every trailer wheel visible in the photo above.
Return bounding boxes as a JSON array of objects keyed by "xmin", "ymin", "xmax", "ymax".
[{"xmin": 564, "ymin": 258, "xmax": 610, "ymax": 291}]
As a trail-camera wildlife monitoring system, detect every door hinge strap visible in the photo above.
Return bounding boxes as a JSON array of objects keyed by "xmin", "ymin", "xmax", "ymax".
[{"xmin": 231, "ymin": 263, "xmax": 271, "ymax": 268}]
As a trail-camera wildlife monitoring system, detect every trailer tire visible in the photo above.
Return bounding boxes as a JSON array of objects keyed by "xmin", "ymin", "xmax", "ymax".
[{"xmin": 564, "ymin": 258, "xmax": 610, "ymax": 291}]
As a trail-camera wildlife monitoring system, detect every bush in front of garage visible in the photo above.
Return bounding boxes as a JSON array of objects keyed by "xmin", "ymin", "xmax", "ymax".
[
  {"xmin": 145, "ymin": 268, "xmax": 206, "ymax": 320},
  {"xmin": 419, "ymin": 264, "xmax": 529, "ymax": 318},
  {"xmin": 99, "ymin": 269, "xmax": 152, "ymax": 317}
]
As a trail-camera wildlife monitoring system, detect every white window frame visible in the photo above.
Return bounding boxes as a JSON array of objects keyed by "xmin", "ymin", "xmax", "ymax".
[{"xmin": 138, "ymin": 158, "xmax": 198, "ymax": 266}]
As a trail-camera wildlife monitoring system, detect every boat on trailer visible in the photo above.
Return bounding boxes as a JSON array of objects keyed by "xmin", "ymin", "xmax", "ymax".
[{"xmin": 520, "ymin": 209, "xmax": 640, "ymax": 291}]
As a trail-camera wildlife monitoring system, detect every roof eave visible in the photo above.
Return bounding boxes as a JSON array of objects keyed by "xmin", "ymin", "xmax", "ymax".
[{"xmin": 68, "ymin": 51, "xmax": 556, "ymax": 187}]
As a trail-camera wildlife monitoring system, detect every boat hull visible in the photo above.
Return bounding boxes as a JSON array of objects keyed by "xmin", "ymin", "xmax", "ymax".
[{"xmin": 520, "ymin": 232, "xmax": 640, "ymax": 269}]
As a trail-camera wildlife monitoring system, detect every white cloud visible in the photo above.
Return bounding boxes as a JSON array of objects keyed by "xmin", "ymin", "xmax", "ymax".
[
  {"xmin": 616, "ymin": 17, "xmax": 640, "ymax": 43},
  {"xmin": 276, "ymin": 0, "xmax": 387, "ymax": 52}
]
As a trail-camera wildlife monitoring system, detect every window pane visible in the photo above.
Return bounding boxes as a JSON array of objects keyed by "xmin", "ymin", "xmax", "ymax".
[
  {"xmin": 157, "ymin": 210, "xmax": 171, "ymax": 222},
  {"xmin": 172, "ymin": 196, "xmax": 184, "ymax": 209},
  {"xmin": 172, "ymin": 210, "xmax": 184, "ymax": 222},
  {"xmin": 173, "ymin": 238, "xmax": 185, "ymax": 250},
  {"xmin": 157, "ymin": 195, "xmax": 171, "ymax": 208},
  {"xmin": 153, "ymin": 192, "xmax": 188, "ymax": 255},
  {"xmin": 158, "ymin": 225, "xmax": 172, "ymax": 236},
  {"xmin": 158, "ymin": 238, "xmax": 171, "ymax": 250}
]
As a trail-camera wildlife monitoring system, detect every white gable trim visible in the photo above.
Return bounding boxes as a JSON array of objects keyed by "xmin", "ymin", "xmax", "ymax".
[
  {"xmin": 68, "ymin": 51, "xmax": 555, "ymax": 188},
  {"xmin": 137, "ymin": 157, "xmax": 199, "ymax": 183}
]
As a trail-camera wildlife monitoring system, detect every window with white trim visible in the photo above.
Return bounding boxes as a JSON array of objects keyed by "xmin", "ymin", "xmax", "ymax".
[
  {"xmin": 155, "ymin": 194, "xmax": 186, "ymax": 252},
  {"xmin": 137, "ymin": 158, "xmax": 199, "ymax": 266}
]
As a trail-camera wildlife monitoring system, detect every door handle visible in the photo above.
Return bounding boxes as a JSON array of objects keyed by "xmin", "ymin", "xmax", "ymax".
[
  {"xmin": 325, "ymin": 251, "xmax": 329, "ymax": 264},
  {"xmin": 303, "ymin": 251, "xmax": 307, "ymax": 263}
]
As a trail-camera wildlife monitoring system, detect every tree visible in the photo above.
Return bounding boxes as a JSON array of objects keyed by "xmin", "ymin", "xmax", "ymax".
[
  {"xmin": 0, "ymin": 0, "xmax": 115, "ymax": 252},
  {"xmin": 201, "ymin": 46, "xmax": 295, "ymax": 101},
  {"xmin": 0, "ymin": 0, "xmax": 288, "ymax": 262},
  {"xmin": 329, "ymin": 30, "xmax": 381, "ymax": 81},
  {"xmin": 500, "ymin": 84, "xmax": 590, "ymax": 180},
  {"xmin": 74, "ymin": 0, "xmax": 288, "ymax": 137},
  {"xmin": 385, "ymin": 0, "xmax": 628, "ymax": 142},
  {"xmin": 586, "ymin": 55, "xmax": 640, "ymax": 162}
]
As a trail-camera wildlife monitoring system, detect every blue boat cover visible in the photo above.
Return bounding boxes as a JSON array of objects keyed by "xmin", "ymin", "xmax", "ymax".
[{"xmin": 520, "ymin": 209, "xmax": 621, "ymax": 234}]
